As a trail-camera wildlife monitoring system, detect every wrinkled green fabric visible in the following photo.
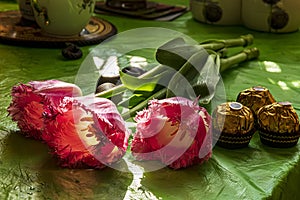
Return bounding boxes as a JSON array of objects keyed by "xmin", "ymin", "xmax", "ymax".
[{"xmin": 0, "ymin": 1, "xmax": 300, "ymax": 199}]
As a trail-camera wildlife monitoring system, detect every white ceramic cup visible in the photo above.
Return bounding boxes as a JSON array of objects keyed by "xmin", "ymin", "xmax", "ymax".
[
  {"xmin": 242, "ymin": 0, "xmax": 300, "ymax": 33},
  {"xmin": 31, "ymin": 0, "xmax": 96, "ymax": 37},
  {"xmin": 190, "ymin": 0, "xmax": 242, "ymax": 25},
  {"xmin": 18, "ymin": 0, "xmax": 35, "ymax": 21}
]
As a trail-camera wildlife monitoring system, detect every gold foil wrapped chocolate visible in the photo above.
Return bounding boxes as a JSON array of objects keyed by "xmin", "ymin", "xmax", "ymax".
[
  {"xmin": 213, "ymin": 102, "xmax": 255, "ymax": 149},
  {"xmin": 236, "ymin": 86, "xmax": 276, "ymax": 116},
  {"xmin": 257, "ymin": 102, "xmax": 299, "ymax": 134},
  {"xmin": 213, "ymin": 102, "xmax": 255, "ymax": 134},
  {"xmin": 257, "ymin": 102, "xmax": 300, "ymax": 148}
]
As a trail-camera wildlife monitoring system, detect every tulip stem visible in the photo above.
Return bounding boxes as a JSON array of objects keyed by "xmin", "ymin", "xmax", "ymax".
[
  {"xmin": 96, "ymin": 35, "xmax": 259, "ymax": 120},
  {"xmin": 123, "ymin": 47, "xmax": 260, "ymax": 119},
  {"xmin": 96, "ymin": 34, "xmax": 255, "ymax": 98},
  {"xmin": 95, "ymin": 64, "xmax": 168, "ymax": 98},
  {"xmin": 220, "ymin": 47, "xmax": 260, "ymax": 72},
  {"xmin": 121, "ymin": 88, "xmax": 167, "ymax": 120},
  {"xmin": 200, "ymin": 34, "xmax": 254, "ymax": 52}
]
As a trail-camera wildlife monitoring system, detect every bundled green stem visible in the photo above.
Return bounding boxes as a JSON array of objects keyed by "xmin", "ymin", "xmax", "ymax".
[
  {"xmin": 220, "ymin": 47, "xmax": 259, "ymax": 72},
  {"xmin": 94, "ymin": 35, "xmax": 260, "ymax": 120},
  {"xmin": 156, "ymin": 34, "xmax": 254, "ymax": 69},
  {"xmin": 121, "ymin": 47, "xmax": 259, "ymax": 120},
  {"xmin": 200, "ymin": 34, "xmax": 254, "ymax": 52}
]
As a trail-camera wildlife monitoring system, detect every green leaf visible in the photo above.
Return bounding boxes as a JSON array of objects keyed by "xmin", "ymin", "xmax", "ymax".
[
  {"xmin": 121, "ymin": 88, "xmax": 167, "ymax": 120},
  {"xmin": 192, "ymin": 82, "xmax": 210, "ymax": 99},
  {"xmin": 156, "ymin": 37, "xmax": 203, "ymax": 70},
  {"xmin": 118, "ymin": 93, "xmax": 147, "ymax": 109},
  {"xmin": 120, "ymin": 69, "xmax": 170, "ymax": 92},
  {"xmin": 95, "ymin": 84, "xmax": 126, "ymax": 99},
  {"xmin": 166, "ymin": 50, "xmax": 209, "ymax": 98},
  {"xmin": 118, "ymin": 85, "xmax": 165, "ymax": 108}
]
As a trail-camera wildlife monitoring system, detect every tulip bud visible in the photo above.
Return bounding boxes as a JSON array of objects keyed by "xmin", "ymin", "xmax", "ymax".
[
  {"xmin": 7, "ymin": 80, "xmax": 82, "ymax": 140},
  {"xmin": 42, "ymin": 96, "xmax": 130, "ymax": 168},
  {"xmin": 131, "ymin": 97, "xmax": 212, "ymax": 169}
]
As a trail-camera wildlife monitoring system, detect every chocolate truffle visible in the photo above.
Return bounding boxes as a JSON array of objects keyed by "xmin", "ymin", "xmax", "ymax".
[
  {"xmin": 237, "ymin": 86, "xmax": 276, "ymax": 117},
  {"xmin": 257, "ymin": 102, "xmax": 300, "ymax": 148},
  {"xmin": 213, "ymin": 102, "xmax": 256, "ymax": 149}
]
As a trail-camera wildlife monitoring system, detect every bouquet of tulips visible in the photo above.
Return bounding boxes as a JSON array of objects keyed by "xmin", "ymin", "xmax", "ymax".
[
  {"xmin": 7, "ymin": 35, "xmax": 259, "ymax": 169},
  {"xmin": 96, "ymin": 34, "xmax": 258, "ymax": 119}
]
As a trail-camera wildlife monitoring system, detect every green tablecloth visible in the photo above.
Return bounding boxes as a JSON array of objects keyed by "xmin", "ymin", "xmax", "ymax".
[{"xmin": 1, "ymin": 1, "xmax": 300, "ymax": 199}]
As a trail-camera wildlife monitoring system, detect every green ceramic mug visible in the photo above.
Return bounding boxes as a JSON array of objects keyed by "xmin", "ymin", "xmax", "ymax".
[{"xmin": 31, "ymin": 0, "xmax": 95, "ymax": 37}]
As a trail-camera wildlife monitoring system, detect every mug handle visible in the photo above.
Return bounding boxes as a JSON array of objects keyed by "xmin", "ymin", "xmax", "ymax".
[{"xmin": 31, "ymin": 0, "xmax": 50, "ymax": 25}]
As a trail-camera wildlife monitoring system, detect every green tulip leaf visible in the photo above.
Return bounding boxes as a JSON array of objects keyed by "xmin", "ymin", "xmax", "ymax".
[
  {"xmin": 156, "ymin": 37, "xmax": 202, "ymax": 70},
  {"xmin": 120, "ymin": 70, "xmax": 170, "ymax": 92},
  {"xmin": 118, "ymin": 94, "xmax": 146, "ymax": 109}
]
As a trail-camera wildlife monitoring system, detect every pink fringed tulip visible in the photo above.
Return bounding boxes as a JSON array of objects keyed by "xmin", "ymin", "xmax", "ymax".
[
  {"xmin": 131, "ymin": 97, "xmax": 212, "ymax": 169},
  {"xmin": 7, "ymin": 80, "xmax": 82, "ymax": 139},
  {"xmin": 42, "ymin": 96, "xmax": 130, "ymax": 169}
]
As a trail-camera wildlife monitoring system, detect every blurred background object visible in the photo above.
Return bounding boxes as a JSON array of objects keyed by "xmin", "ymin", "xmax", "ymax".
[
  {"xmin": 106, "ymin": 0, "xmax": 147, "ymax": 10},
  {"xmin": 31, "ymin": 0, "xmax": 96, "ymax": 36},
  {"xmin": 190, "ymin": 0, "xmax": 242, "ymax": 25},
  {"xmin": 18, "ymin": 0, "xmax": 35, "ymax": 21},
  {"xmin": 242, "ymin": 0, "xmax": 300, "ymax": 33},
  {"xmin": 95, "ymin": 0, "xmax": 187, "ymax": 21}
]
